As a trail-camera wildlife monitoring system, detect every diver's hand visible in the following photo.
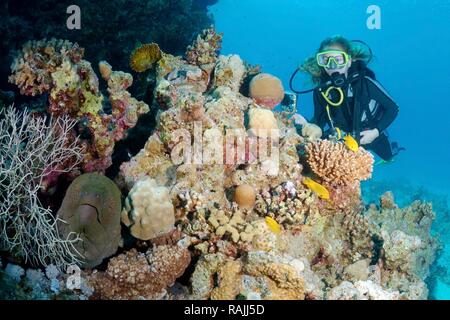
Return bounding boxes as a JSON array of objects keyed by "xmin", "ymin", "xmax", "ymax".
[
  {"xmin": 292, "ymin": 114, "xmax": 307, "ymax": 126},
  {"xmin": 360, "ymin": 128, "xmax": 379, "ymax": 145},
  {"xmin": 302, "ymin": 123, "xmax": 322, "ymax": 140}
]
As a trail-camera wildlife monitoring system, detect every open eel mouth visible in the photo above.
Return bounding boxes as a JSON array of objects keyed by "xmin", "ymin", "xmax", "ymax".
[{"xmin": 78, "ymin": 203, "xmax": 100, "ymax": 226}]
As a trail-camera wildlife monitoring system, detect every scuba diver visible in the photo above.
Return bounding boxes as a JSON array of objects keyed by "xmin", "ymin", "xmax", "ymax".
[{"xmin": 290, "ymin": 36, "xmax": 404, "ymax": 162}]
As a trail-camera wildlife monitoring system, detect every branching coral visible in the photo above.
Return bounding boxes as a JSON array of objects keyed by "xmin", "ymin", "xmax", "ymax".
[
  {"xmin": 9, "ymin": 39, "xmax": 149, "ymax": 173},
  {"xmin": 179, "ymin": 205, "xmax": 264, "ymax": 255},
  {"xmin": 87, "ymin": 245, "xmax": 191, "ymax": 300},
  {"xmin": 304, "ymin": 139, "xmax": 374, "ymax": 186},
  {"xmin": 340, "ymin": 210, "xmax": 374, "ymax": 263},
  {"xmin": 0, "ymin": 107, "xmax": 83, "ymax": 269},
  {"xmin": 186, "ymin": 27, "xmax": 223, "ymax": 67}
]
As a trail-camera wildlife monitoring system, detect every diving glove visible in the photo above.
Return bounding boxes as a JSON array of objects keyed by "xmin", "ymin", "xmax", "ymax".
[
  {"xmin": 360, "ymin": 128, "xmax": 379, "ymax": 145},
  {"xmin": 292, "ymin": 114, "xmax": 322, "ymax": 140},
  {"xmin": 302, "ymin": 123, "xmax": 322, "ymax": 140}
]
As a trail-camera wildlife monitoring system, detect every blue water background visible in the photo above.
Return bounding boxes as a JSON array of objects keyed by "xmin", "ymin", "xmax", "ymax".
[{"xmin": 209, "ymin": 0, "xmax": 450, "ymax": 299}]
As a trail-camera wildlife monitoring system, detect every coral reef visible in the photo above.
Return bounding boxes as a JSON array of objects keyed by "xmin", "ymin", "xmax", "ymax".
[
  {"xmin": 121, "ymin": 177, "xmax": 175, "ymax": 241},
  {"xmin": 363, "ymin": 192, "xmax": 439, "ymax": 299},
  {"xmin": 9, "ymin": 39, "xmax": 149, "ymax": 173},
  {"xmin": 249, "ymin": 73, "xmax": 285, "ymax": 109},
  {"xmin": 0, "ymin": 0, "xmax": 215, "ymax": 89},
  {"xmin": 2, "ymin": 27, "xmax": 440, "ymax": 300},
  {"xmin": 114, "ymin": 29, "xmax": 438, "ymax": 300},
  {"xmin": 56, "ymin": 173, "xmax": 122, "ymax": 268}
]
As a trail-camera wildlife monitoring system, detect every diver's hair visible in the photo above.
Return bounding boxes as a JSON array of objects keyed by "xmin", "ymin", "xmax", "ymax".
[{"xmin": 300, "ymin": 35, "xmax": 372, "ymax": 84}]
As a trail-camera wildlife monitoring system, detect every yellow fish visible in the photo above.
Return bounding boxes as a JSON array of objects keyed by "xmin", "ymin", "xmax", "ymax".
[
  {"xmin": 302, "ymin": 177, "xmax": 330, "ymax": 200},
  {"xmin": 343, "ymin": 134, "xmax": 359, "ymax": 152},
  {"xmin": 265, "ymin": 216, "xmax": 281, "ymax": 234}
]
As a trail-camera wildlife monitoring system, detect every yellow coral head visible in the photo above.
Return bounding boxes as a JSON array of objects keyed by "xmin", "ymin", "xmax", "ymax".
[{"xmin": 129, "ymin": 43, "xmax": 162, "ymax": 73}]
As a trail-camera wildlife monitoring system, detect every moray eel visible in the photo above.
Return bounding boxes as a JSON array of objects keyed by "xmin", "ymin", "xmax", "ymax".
[{"xmin": 57, "ymin": 173, "xmax": 122, "ymax": 269}]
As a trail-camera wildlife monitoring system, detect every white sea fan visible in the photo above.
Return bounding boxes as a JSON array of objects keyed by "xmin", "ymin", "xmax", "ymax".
[{"xmin": 0, "ymin": 106, "xmax": 84, "ymax": 270}]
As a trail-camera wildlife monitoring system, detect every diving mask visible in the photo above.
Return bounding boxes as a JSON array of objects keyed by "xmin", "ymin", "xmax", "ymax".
[{"xmin": 316, "ymin": 50, "xmax": 350, "ymax": 69}]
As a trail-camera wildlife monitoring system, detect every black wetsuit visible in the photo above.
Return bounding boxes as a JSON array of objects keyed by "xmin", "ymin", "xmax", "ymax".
[{"xmin": 310, "ymin": 63, "xmax": 399, "ymax": 161}]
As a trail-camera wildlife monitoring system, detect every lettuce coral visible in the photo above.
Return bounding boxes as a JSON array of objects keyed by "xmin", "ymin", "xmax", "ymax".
[{"xmin": 129, "ymin": 43, "xmax": 162, "ymax": 73}]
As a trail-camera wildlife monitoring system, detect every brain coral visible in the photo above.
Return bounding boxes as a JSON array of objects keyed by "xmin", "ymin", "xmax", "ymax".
[
  {"xmin": 121, "ymin": 177, "xmax": 175, "ymax": 240},
  {"xmin": 249, "ymin": 73, "xmax": 285, "ymax": 109},
  {"xmin": 57, "ymin": 173, "xmax": 122, "ymax": 268},
  {"xmin": 304, "ymin": 140, "xmax": 374, "ymax": 186}
]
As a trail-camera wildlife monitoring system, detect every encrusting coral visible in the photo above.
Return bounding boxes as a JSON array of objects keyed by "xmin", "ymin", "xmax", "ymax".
[
  {"xmin": 56, "ymin": 173, "xmax": 122, "ymax": 269},
  {"xmin": 86, "ymin": 244, "xmax": 191, "ymax": 300}
]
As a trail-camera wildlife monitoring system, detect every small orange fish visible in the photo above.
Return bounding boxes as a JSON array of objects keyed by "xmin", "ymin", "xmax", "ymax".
[
  {"xmin": 344, "ymin": 135, "xmax": 359, "ymax": 152},
  {"xmin": 302, "ymin": 177, "xmax": 330, "ymax": 200},
  {"xmin": 265, "ymin": 216, "xmax": 281, "ymax": 234}
]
